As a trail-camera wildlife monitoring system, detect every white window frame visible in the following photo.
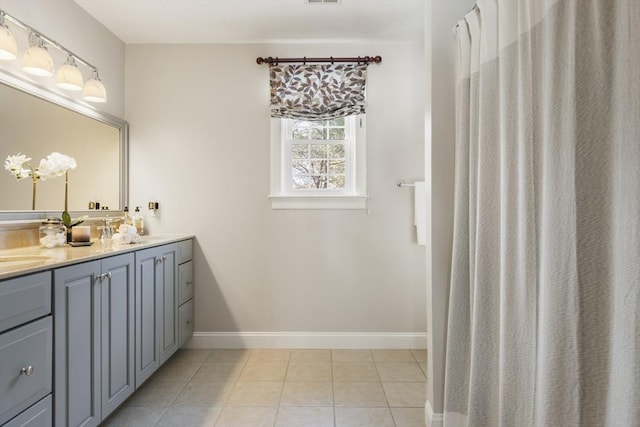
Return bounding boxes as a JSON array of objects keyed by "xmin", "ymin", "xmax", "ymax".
[{"xmin": 269, "ymin": 115, "xmax": 368, "ymax": 210}]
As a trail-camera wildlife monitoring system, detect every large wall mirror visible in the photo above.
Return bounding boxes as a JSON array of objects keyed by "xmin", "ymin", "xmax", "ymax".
[{"xmin": 0, "ymin": 70, "xmax": 127, "ymax": 220}]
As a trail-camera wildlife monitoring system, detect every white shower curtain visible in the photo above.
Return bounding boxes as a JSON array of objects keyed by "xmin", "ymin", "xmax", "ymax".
[{"xmin": 444, "ymin": 0, "xmax": 639, "ymax": 426}]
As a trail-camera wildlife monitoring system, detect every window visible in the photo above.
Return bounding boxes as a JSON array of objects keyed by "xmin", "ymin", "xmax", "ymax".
[
  {"xmin": 269, "ymin": 115, "xmax": 367, "ymax": 209},
  {"xmin": 286, "ymin": 117, "xmax": 350, "ymax": 192}
]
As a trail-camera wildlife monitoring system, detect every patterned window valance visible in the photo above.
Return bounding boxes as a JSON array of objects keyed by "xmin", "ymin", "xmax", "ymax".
[{"xmin": 269, "ymin": 63, "xmax": 367, "ymax": 121}]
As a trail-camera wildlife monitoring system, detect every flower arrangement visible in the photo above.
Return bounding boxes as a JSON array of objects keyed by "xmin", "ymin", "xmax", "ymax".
[{"xmin": 4, "ymin": 152, "xmax": 77, "ymax": 212}]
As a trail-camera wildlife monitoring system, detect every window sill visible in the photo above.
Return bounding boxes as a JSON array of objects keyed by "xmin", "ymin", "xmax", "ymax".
[{"xmin": 268, "ymin": 194, "xmax": 369, "ymax": 210}]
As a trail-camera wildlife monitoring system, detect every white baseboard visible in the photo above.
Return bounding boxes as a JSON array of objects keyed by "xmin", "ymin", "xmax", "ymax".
[
  {"xmin": 184, "ymin": 331, "xmax": 427, "ymax": 349},
  {"xmin": 425, "ymin": 400, "xmax": 443, "ymax": 427}
]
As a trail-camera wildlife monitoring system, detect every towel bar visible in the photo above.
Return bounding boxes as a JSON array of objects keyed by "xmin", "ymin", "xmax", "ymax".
[{"xmin": 396, "ymin": 179, "xmax": 415, "ymax": 188}]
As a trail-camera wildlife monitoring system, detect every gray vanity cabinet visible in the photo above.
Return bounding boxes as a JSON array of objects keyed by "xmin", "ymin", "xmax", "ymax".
[
  {"xmin": 177, "ymin": 240, "xmax": 194, "ymax": 347},
  {"xmin": 134, "ymin": 244, "xmax": 178, "ymax": 388},
  {"xmin": 54, "ymin": 253, "xmax": 135, "ymax": 427},
  {"xmin": 1, "ymin": 237, "xmax": 193, "ymax": 427}
]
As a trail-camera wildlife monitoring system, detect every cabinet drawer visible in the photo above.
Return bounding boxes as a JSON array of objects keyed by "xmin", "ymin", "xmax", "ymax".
[
  {"xmin": 178, "ymin": 261, "xmax": 194, "ymax": 306},
  {"xmin": 0, "ymin": 317, "xmax": 53, "ymax": 425},
  {"xmin": 0, "ymin": 272, "xmax": 51, "ymax": 333},
  {"xmin": 178, "ymin": 299, "xmax": 194, "ymax": 347},
  {"xmin": 177, "ymin": 239, "xmax": 193, "ymax": 264},
  {"xmin": 4, "ymin": 394, "xmax": 51, "ymax": 427}
]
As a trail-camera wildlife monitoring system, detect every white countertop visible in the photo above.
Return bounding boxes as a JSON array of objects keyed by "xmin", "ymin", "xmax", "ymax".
[{"xmin": 0, "ymin": 235, "xmax": 194, "ymax": 280}]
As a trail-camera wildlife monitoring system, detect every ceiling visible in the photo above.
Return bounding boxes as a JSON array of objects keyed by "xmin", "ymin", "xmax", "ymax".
[{"xmin": 73, "ymin": 0, "xmax": 424, "ymax": 44}]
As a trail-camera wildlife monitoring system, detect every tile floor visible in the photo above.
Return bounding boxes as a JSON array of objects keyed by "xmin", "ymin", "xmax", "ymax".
[{"xmin": 102, "ymin": 349, "xmax": 428, "ymax": 427}]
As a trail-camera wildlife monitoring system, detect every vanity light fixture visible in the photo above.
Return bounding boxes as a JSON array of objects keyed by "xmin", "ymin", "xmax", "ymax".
[
  {"xmin": 0, "ymin": 8, "xmax": 107, "ymax": 103},
  {"xmin": 22, "ymin": 33, "xmax": 54, "ymax": 76},
  {"xmin": 83, "ymin": 69, "xmax": 107, "ymax": 103},
  {"xmin": 0, "ymin": 11, "xmax": 17, "ymax": 60},
  {"xmin": 56, "ymin": 55, "xmax": 84, "ymax": 91}
]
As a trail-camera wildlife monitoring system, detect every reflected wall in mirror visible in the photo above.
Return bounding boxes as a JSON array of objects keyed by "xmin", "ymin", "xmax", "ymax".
[{"xmin": 0, "ymin": 75, "xmax": 127, "ymax": 214}]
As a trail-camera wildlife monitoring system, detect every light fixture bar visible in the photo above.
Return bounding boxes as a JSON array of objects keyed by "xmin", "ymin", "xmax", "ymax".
[
  {"xmin": 1, "ymin": 8, "xmax": 106, "ymax": 102},
  {"xmin": 0, "ymin": 9, "xmax": 99, "ymax": 75}
]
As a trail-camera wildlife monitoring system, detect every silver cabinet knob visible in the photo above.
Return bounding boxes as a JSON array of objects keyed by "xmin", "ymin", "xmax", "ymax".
[
  {"xmin": 20, "ymin": 366, "xmax": 34, "ymax": 376},
  {"xmin": 186, "ymin": 281, "xmax": 192, "ymax": 286},
  {"xmin": 155, "ymin": 258, "xmax": 163, "ymax": 265},
  {"xmin": 186, "ymin": 320, "xmax": 192, "ymax": 326},
  {"xmin": 98, "ymin": 272, "xmax": 111, "ymax": 281}
]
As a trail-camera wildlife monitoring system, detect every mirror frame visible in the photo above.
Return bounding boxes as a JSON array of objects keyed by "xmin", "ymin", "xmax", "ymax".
[{"xmin": 0, "ymin": 68, "xmax": 128, "ymax": 222}]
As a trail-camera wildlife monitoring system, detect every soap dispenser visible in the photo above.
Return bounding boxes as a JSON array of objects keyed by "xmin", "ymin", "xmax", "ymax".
[
  {"xmin": 123, "ymin": 206, "xmax": 132, "ymax": 226},
  {"xmin": 133, "ymin": 206, "xmax": 144, "ymax": 235}
]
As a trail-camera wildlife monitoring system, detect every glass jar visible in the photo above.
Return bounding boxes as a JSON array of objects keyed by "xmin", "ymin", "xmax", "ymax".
[{"xmin": 39, "ymin": 218, "xmax": 67, "ymax": 248}]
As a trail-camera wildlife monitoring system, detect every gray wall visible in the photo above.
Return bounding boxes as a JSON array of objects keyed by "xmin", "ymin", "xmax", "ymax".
[{"xmin": 126, "ymin": 42, "xmax": 427, "ymax": 336}]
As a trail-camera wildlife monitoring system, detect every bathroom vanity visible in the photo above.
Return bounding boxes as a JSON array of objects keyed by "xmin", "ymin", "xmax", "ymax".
[{"xmin": 0, "ymin": 236, "xmax": 194, "ymax": 427}]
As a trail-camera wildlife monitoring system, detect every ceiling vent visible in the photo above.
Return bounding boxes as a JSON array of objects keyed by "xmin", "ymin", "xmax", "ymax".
[{"xmin": 306, "ymin": 0, "xmax": 342, "ymax": 4}]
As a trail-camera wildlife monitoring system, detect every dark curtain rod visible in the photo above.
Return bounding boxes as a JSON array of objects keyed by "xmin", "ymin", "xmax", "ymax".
[{"xmin": 256, "ymin": 55, "xmax": 382, "ymax": 65}]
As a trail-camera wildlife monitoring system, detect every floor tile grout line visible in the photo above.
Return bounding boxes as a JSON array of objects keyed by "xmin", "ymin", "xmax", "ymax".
[
  {"xmin": 372, "ymin": 351, "xmax": 396, "ymax": 426},
  {"xmin": 213, "ymin": 349, "xmax": 252, "ymax": 427},
  {"xmin": 151, "ymin": 406, "xmax": 170, "ymax": 427},
  {"xmin": 330, "ymin": 349, "xmax": 337, "ymax": 427},
  {"xmin": 224, "ymin": 350, "xmax": 250, "ymax": 406},
  {"xmin": 372, "ymin": 356, "xmax": 389, "ymax": 408},
  {"xmin": 150, "ymin": 371, "xmax": 191, "ymax": 427},
  {"xmin": 272, "ymin": 349, "xmax": 291, "ymax": 426}
]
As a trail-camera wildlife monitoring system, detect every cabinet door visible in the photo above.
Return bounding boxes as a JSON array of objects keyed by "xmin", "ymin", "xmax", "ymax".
[
  {"xmin": 135, "ymin": 247, "xmax": 161, "ymax": 388},
  {"xmin": 159, "ymin": 245, "xmax": 178, "ymax": 364},
  {"xmin": 101, "ymin": 253, "xmax": 135, "ymax": 418},
  {"xmin": 54, "ymin": 261, "xmax": 101, "ymax": 427}
]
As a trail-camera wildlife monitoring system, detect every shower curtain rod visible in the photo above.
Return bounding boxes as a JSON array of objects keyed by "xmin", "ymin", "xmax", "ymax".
[{"xmin": 256, "ymin": 55, "xmax": 382, "ymax": 65}]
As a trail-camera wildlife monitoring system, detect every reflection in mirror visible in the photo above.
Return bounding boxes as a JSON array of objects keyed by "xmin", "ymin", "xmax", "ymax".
[{"xmin": 0, "ymin": 75, "xmax": 127, "ymax": 215}]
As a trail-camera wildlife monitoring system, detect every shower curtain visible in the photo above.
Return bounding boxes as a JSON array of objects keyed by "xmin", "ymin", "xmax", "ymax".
[{"xmin": 444, "ymin": 0, "xmax": 639, "ymax": 426}]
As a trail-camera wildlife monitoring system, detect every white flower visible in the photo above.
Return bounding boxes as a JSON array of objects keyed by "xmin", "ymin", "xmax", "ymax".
[
  {"xmin": 36, "ymin": 152, "xmax": 77, "ymax": 180},
  {"xmin": 17, "ymin": 168, "xmax": 32, "ymax": 179},
  {"xmin": 4, "ymin": 153, "xmax": 31, "ymax": 170},
  {"xmin": 4, "ymin": 153, "xmax": 33, "ymax": 180}
]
